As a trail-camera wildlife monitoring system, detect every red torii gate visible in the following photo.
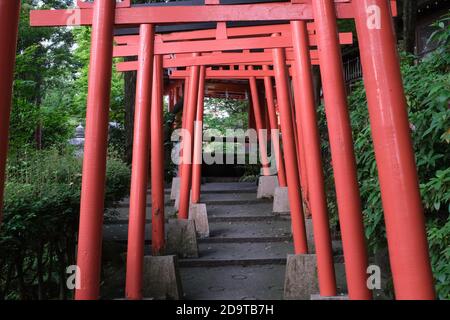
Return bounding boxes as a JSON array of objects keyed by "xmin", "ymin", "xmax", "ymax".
[
  {"xmin": 110, "ymin": 25, "xmax": 354, "ymax": 301},
  {"xmin": 0, "ymin": 0, "xmax": 435, "ymax": 301}
]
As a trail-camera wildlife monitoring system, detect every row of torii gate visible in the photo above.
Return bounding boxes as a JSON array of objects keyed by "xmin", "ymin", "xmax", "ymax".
[{"xmin": 0, "ymin": 0, "xmax": 436, "ymax": 300}]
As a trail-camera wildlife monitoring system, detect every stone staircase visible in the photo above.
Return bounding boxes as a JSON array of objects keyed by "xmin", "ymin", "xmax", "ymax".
[{"xmin": 102, "ymin": 180, "xmax": 346, "ymax": 300}]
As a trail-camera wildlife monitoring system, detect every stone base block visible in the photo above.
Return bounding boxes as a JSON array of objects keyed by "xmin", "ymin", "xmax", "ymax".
[
  {"xmin": 170, "ymin": 177, "xmax": 180, "ymax": 200},
  {"xmin": 143, "ymin": 255, "xmax": 183, "ymax": 300},
  {"xmin": 310, "ymin": 294, "xmax": 349, "ymax": 300},
  {"xmin": 284, "ymin": 254, "xmax": 319, "ymax": 300},
  {"xmin": 305, "ymin": 218, "xmax": 315, "ymax": 253},
  {"xmin": 257, "ymin": 176, "xmax": 279, "ymax": 199},
  {"xmin": 166, "ymin": 219, "xmax": 199, "ymax": 258},
  {"xmin": 189, "ymin": 203, "xmax": 209, "ymax": 238},
  {"xmin": 273, "ymin": 187, "xmax": 290, "ymax": 213}
]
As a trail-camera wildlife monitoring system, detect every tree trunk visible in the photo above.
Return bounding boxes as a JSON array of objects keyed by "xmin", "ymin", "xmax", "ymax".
[
  {"xmin": 312, "ymin": 65, "xmax": 322, "ymax": 108},
  {"xmin": 124, "ymin": 56, "xmax": 137, "ymax": 165},
  {"xmin": 402, "ymin": 0, "xmax": 418, "ymax": 54}
]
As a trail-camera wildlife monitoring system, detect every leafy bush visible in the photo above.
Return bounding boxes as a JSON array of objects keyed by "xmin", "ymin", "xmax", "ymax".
[{"xmin": 0, "ymin": 148, "xmax": 130, "ymax": 300}]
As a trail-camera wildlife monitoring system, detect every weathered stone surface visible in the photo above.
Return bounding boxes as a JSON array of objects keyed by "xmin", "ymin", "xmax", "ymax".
[
  {"xmin": 143, "ymin": 255, "xmax": 183, "ymax": 300},
  {"xmin": 305, "ymin": 218, "xmax": 315, "ymax": 253},
  {"xmin": 189, "ymin": 203, "xmax": 210, "ymax": 238},
  {"xmin": 166, "ymin": 219, "xmax": 199, "ymax": 258},
  {"xmin": 170, "ymin": 177, "xmax": 180, "ymax": 200},
  {"xmin": 283, "ymin": 254, "xmax": 319, "ymax": 300},
  {"xmin": 273, "ymin": 187, "xmax": 290, "ymax": 213},
  {"xmin": 257, "ymin": 176, "xmax": 279, "ymax": 199},
  {"xmin": 310, "ymin": 294, "xmax": 349, "ymax": 300}
]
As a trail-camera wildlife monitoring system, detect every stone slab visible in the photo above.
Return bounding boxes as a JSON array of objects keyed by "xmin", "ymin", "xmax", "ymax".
[
  {"xmin": 257, "ymin": 176, "xmax": 279, "ymax": 199},
  {"xmin": 143, "ymin": 255, "xmax": 183, "ymax": 300},
  {"xmin": 170, "ymin": 177, "xmax": 180, "ymax": 200},
  {"xmin": 180, "ymin": 265, "xmax": 286, "ymax": 300},
  {"xmin": 305, "ymin": 218, "xmax": 315, "ymax": 253},
  {"xmin": 283, "ymin": 254, "xmax": 319, "ymax": 300},
  {"xmin": 189, "ymin": 203, "xmax": 210, "ymax": 238},
  {"xmin": 166, "ymin": 219, "xmax": 199, "ymax": 258},
  {"xmin": 273, "ymin": 187, "xmax": 290, "ymax": 213}
]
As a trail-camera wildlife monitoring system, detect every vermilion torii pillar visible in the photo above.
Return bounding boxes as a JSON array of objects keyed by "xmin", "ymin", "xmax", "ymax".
[
  {"xmin": 262, "ymin": 65, "xmax": 287, "ymax": 187},
  {"xmin": 312, "ymin": 0, "xmax": 368, "ymax": 299},
  {"xmin": 272, "ymin": 34, "xmax": 309, "ymax": 255},
  {"xmin": 0, "ymin": 0, "xmax": 20, "ymax": 227},
  {"xmin": 291, "ymin": 65, "xmax": 311, "ymax": 215},
  {"xmin": 353, "ymin": 0, "xmax": 435, "ymax": 299},
  {"xmin": 75, "ymin": 0, "xmax": 116, "ymax": 300},
  {"xmin": 151, "ymin": 54, "xmax": 165, "ymax": 255},
  {"xmin": 249, "ymin": 68, "xmax": 271, "ymax": 176},
  {"xmin": 178, "ymin": 55, "xmax": 200, "ymax": 220},
  {"xmin": 191, "ymin": 65, "xmax": 206, "ymax": 204},
  {"xmin": 290, "ymin": 20, "xmax": 339, "ymax": 297},
  {"xmin": 126, "ymin": 24, "xmax": 155, "ymax": 300}
]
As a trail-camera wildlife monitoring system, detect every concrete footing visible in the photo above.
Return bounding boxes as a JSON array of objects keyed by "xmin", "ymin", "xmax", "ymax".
[
  {"xmin": 305, "ymin": 218, "xmax": 315, "ymax": 253},
  {"xmin": 257, "ymin": 176, "xmax": 279, "ymax": 199},
  {"xmin": 273, "ymin": 187, "xmax": 290, "ymax": 213},
  {"xmin": 170, "ymin": 177, "xmax": 180, "ymax": 200},
  {"xmin": 166, "ymin": 219, "xmax": 199, "ymax": 258},
  {"xmin": 310, "ymin": 294, "xmax": 349, "ymax": 300},
  {"xmin": 189, "ymin": 203, "xmax": 209, "ymax": 238},
  {"xmin": 283, "ymin": 254, "xmax": 319, "ymax": 300},
  {"xmin": 143, "ymin": 255, "xmax": 183, "ymax": 300}
]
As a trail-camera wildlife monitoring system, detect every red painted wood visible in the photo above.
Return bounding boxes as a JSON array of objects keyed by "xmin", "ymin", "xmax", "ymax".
[{"xmin": 30, "ymin": 3, "xmax": 357, "ymax": 27}]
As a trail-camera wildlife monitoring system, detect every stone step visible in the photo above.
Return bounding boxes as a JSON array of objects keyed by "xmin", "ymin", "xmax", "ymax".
[
  {"xmin": 106, "ymin": 214, "xmax": 286, "ymax": 225},
  {"xmin": 103, "ymin": 220, "xmax": 292, "ymax": 243},
  {"xmin": 179, "ymin": 258, "xmax": 287, "ymax": 268},
  {"xmin": 107, "ymin": 200, "xmax": 279, "ymax": 225},
  {"xmin": 144, "ymin": 241, "xmax": 293, "ymax": 262},
  {"xmin": 179, "ymin": 260, "xmax": 348, "ymax": 300},
  {"xmin": 208, "ymin": 220, "xmax": 291, "ymax": 239},
  {"xmin": 117, "ymin": 192, "xmax": 268, "ymax": 208},
  {"xmin": 179, "ymin": 265, "xmax": 286, "ymax": 300},
  {"xmin": 207, "ymin": 203, "xmax": 275, "ymax": 218}
]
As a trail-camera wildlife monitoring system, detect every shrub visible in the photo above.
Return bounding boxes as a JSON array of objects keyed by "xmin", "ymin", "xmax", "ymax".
[{"xmin": 0, "ymin": 147, "xmax": 130, "ymax": 300}]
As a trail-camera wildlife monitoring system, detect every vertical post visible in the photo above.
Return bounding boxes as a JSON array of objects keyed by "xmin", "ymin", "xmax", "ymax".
[
  {"xmin": 272, "ymin": 36, "xmax": 308, "ymax": 254},
  {"xmin": 0, "ymin": 0, "xmax": 20, "ymax": 226},
  {"xmin": 312, "ymin": 0, "xmax": 368, "ymax": 298},
  {"xmin": 262, "ymin": 66, "xmax": 287, "ymax": 187},
  {"xmin": 290, "ymin": 74, "xmax": 310, "ymax": 211},
  {"xmin": 125, "ymin": 24, "xmax": 155, "ymax": 300},
  {"xmin": 75, "ymin": 0, "xmax": 116, "ymax": 300},
  {"xmin": 151, "ymin": 54, "xmax": 165, "ymax": 255},
  {"xmin": 191, "ymin": 66, "xmax": 206, "ymax": 204},
  {"xmin": 353, "ymin": 0, "xmax": 435, "ymax": 299},
  {"xmin": 291, "ymin": 19, "xmax": 346, "ymax": 298},
  {"xmin": 178, "ymin": 56, "xmax": 200, "ymax": 219},
  {"xmin": 178, "ymin": 77, "xmax": 190, "ymax": 177},
  {"xmin": 249, "ymin": 72, "xmax": 271, "ymax": 176}
]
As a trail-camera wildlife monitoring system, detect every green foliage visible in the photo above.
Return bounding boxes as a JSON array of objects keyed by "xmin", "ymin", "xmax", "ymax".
[
  {"xmin": 71, "ymin": 27, "xmax": 125, "ymax": 124},
  {"xmin": 11, "ymin": 1, "xmax": 76, "ymax": 150},
  {"xmin": 0, "ymin": 148, "xmax": 130, "ymax": 299},
  {"xmin": 203, "ymin": 98, "xmax": 249, "ymax": 134},
  {"xmin": 320, "ymin": 15, "xmax": 449, "ymax": 299}
]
